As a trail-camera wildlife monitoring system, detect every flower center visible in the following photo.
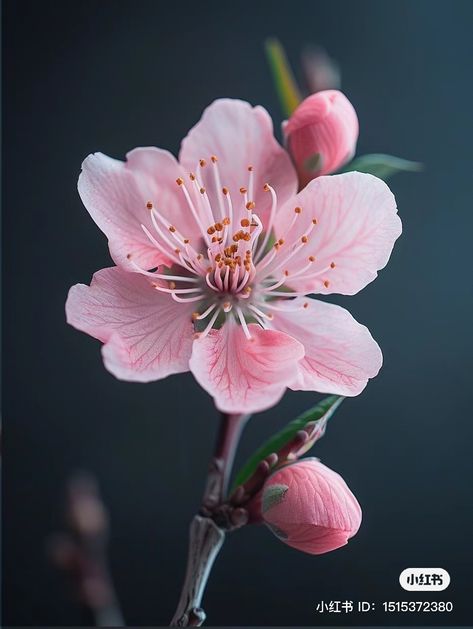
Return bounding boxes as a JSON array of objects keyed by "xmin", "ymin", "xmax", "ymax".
[{"xmin": 127, "ymin": 156, "xmax": 336, "ymax": 339}]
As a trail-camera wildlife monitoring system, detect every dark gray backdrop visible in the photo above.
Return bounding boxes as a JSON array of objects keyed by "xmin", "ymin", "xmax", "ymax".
[{"xmin": 3, "ymin": 0, "xmax": 473, "ymax": 626}]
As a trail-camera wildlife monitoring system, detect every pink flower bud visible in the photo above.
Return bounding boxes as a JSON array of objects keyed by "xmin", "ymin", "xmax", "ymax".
[
  {"xmin": 284, "ymin": 90, "xmax": 359, "ymax": 185},
  {"xmin": 261, "ymin": 458, "xmax": 361, "ymax": 555}
]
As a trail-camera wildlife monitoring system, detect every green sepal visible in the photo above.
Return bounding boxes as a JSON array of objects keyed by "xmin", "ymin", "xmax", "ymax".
[{"xmin": 231, "ymin": 395, "xmax": 344, "ymax": 490}]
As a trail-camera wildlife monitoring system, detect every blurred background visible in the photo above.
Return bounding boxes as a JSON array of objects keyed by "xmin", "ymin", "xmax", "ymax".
[{"xmin": 3, "ymin": 0, "xmax": 473, "ymax": 625}]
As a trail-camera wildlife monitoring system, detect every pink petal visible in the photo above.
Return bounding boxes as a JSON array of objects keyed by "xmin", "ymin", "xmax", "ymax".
[
  {"xmin": 284, "ymin": 90, "xmax": 359, "ymax": 184},
  {"xmin": 179, "ymin": 99, "xmax": 298, "ymax": 227},
  {"xmin": 78, "ymin": 148, "xmax": 201, "ymax": 271},
  {"xmin": 270, "ymin": 298, "xmax": 382, "ymax": 396},
  {"xmin": 272, "ymin": 172, "xmax": 402, "ymax": 295},
  {"xmin": 262, "ymin": 458, "xmax": 362, "ymax": 555},
  {"xmin": 66, "ymin": 266, "xmax": 194, "ymax": 382},
  {"xmin": 188, "ymin": 320, "xmax": 304, "ymax": 413}
]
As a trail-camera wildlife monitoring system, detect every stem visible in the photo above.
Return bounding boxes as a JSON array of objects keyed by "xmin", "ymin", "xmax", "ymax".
[
  {"xmin": 170, "ymin": 413, "xmax": 249, "ymax": 627},
  {"xmin": 202, "ymin": 413, "xmax": 250, "ymax": 509},
  {"xmin": 170, "ymin": 516, "xmax": 224, "ymax": 627}
]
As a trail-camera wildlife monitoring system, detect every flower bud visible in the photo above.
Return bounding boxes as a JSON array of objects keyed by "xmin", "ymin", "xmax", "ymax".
[
  {"xmin": 284, "ymin": 90, "xmax": 359, "ymax": 185},
  {"xmin": 261, "ymin": 458, "xmax": 361, "ymax": 555}
]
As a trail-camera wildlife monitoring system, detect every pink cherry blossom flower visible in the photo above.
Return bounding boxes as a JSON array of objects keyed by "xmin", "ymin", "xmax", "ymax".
[
  {"xmin": 260, "ymin": 458, "xmax": 362, "ymax": 555},
  {"xmin": 284, "ymin": 90, "xmax": 359, "ymax": 186},
  {"xmin": 66, "ymin": 99, "xmax": 401, "ymax": 414}
]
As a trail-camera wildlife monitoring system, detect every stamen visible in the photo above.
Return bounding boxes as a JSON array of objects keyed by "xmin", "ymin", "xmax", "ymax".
[
  {"xmin": 248, "ymin": 310, "xmax": 270, "ymax": 330},
  {"xmin": 190, "ymin": 174, "xmax": 215, "ymax": 227},
  {"xmin": 198, "ymin": 308, "xmax": 221, "ymax": 339},
  {"xmin": 248, "ymin": 304, "xmax": 273, "ymax": 320},
  {"xmin": 231, "ymin": 265, "xmax": 240, "ymax": 291},
  {"xmin": 150, "ymin": 272, "xmax": 199, "ymax": 283},
  {"xmin": 171, "ymin": 293, "xmax": 205, "ymax": 304},
  {"xmin": 210, "ymin": 155, "xmax": 225, "ymax": 220},
  {"xmin": 284, "ymin": 206, "xmax": 303, "ymax": 236},
  {"xmin": 195, "ymin": 303, "xmax": 218, "ymax": 320},
  {"xmin": 223, "ymin": 187, "xmax": 234, "ymax": 232},
  {"xmin": 235, "ymin": 307, "xmax": 252, "ymax": 339},
  {"xmin": 260, "ymin": 217, "xmax": 318, "ymax": 279},
  {"xmin": 150, "ymin": 208, "xmax": 190, "ymax": 251},
  {"xmin": 205, "ymin": 272, "xmax": 219, "ymax": 292},
  {"xmin": 223, "ymin": 264, "xmax": 230, "ymax": 291},
  {"xmin": 254, "ymin": 183, "xmax": 277, "ymax": 262},
  {"xmin": 152, "ymin": 285, "xmax": 203, "ymax": 295},
  {"xmin": 247, "ymin": 165, "xmax": 254, "ymax": 201},
  {"xmin": 213, "ymin": 266, "xmax": 224, "ymax": 291},
  {"xmin": 257, "ymin": 300, "xmax": 309, "ymax": 312},
  {"xmin": 288, "ymin": 261, "xmax": 336, "ymax": 283},
  {"xmin": 178, "ymin": 181, "xmax": 211, "ymax": 244},
  {"xmin": 139, "ymin": 224, "xmax": 181, "ymax": 266},
  {"xmin": 236, "ymin": 268, "xmax": 250, "ymax": 293}
]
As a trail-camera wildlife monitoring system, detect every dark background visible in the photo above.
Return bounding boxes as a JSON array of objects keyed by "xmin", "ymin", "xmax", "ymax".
[{"xmin": 3, "ymin": 0, "xmax": 473, "ymax": 626}]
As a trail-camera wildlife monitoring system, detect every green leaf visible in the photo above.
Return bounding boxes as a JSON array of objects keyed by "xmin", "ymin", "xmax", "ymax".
[
  {"xmin": 341, "ymin": 153, "xmax": 423, "ymax": 180},
  {"xmin": 231, "ymin": 395, "xmax": 344, "ymax": 490},
  {"xmin": 265, "ymin": 38, "xmax": 303, "ymax": 118}
]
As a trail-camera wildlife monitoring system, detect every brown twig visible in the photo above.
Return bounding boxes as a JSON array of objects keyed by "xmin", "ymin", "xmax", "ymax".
[
  {"xmin": 49, "ymin": 473, "xmax": 125, "ymax": 627},
  {"xmin": 170, "ymin": 413, "xmax": 249, "ymax": 627}
]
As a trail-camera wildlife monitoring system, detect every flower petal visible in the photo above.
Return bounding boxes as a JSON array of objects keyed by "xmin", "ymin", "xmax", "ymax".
[
  {"xmin": 284, "ymin": 90, "xmax": 359, "ymax": 183},
  {"xmin": 262, "ymin": 458, "xmax": 362, "ymax": 555},
  {"xmin": 270, "ymin": 298, "xmax": 382, "ymax": 396},
  {"xmin": 66, "ymin": 266, "xmax": 194, "ymax": 382},
  {"xmin": 179, "ymin": 99, "xmax": 297, "ymax": 227},
  {"xmin": 189, "ymin": 320, "xmax": 304, "ymax": 413},
  {"xmin": 272, "ymin": 172, "xmax": 402, "ymax": 295},
  {"xmin": 78, "ymin": 148, "xmax": 202, "ymax": 271}
]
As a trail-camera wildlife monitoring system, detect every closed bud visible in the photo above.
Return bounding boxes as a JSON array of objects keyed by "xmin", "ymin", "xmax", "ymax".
[
  {"xmin": 261, "ymin": 458, "xmax": 361, "ymax": 555},
  {"xmin": 284, "ymin": 90, "xmax": 359, "ymax": 185}
]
